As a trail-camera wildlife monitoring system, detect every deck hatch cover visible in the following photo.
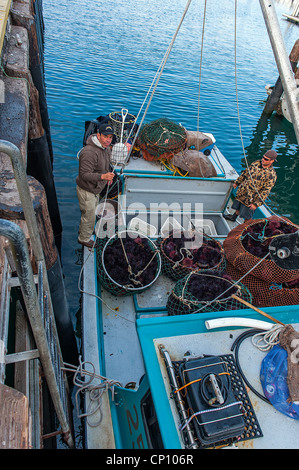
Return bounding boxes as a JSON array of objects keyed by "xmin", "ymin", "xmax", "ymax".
[{"xmin": 171, "ymin": 354, "xmax": 263, "ymax": 448}]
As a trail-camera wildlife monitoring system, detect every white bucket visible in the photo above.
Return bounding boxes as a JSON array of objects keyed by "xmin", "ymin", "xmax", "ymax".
[
  {"xmin": 160, "ymin": 217, "xmax": 184, "ymax": 237},
  {"xmin": 128, "ymin": 217, "xmax": 157, "ymax": 237}
]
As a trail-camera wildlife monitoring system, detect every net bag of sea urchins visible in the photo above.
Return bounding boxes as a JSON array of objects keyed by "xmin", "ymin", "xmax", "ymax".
[
  {"xmin": 98, "ymin": 230, "xmax": 161, "ymax": 296},
  {"xmin": 223, "ymin": 216, "xmax": 299, "ymax": 284},
  {"xmin": 160, "ymin": 230, "xmax": 226, "ymax": 281},
  {"xmin": 166, "ymin": 270, "xmax": 252, "ymax": 316}
]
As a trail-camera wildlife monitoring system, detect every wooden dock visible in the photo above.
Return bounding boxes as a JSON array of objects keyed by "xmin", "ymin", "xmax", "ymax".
[{"xmin": 0, "ymin": 0, "xmax": 76, "ymax": 449}]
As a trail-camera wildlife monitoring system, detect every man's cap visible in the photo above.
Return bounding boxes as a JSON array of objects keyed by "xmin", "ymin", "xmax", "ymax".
[
  {"xmin": 264, "ymin": 149, "xmax": 277, "ymax": 160},
  {"xmin": 98, "ymin": 123, "xmax": 115, "ymax": 135}
]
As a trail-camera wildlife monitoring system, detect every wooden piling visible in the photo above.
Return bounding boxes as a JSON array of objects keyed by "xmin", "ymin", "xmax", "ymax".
[
  {"xmin": 10, "ymin": 0, "xmax": 62, "ymax": 249},
  {"xmin": 263, "ymin": 39, "xmax": 299, "ymax": 114},
  {"xmin": 0, "ymin": 0, "xmax": 77, "ymax": 449},
  {"xmin": 0, "ymin": 175, "xmax": 58, "ymax": 273}
]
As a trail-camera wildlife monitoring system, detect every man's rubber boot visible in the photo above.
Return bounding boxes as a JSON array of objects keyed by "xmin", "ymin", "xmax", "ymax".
[{"xmin": 223, "ymin": 212, "xmax": 238, "ymax": 222}]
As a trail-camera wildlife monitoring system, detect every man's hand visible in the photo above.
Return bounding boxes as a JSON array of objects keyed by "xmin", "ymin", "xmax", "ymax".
[{"xmin": 101, "ymin": 172, "xmax": 115, "ymax": 185}]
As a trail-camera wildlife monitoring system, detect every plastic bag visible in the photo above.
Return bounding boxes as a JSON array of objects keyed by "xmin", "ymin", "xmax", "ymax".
[{"xmin": 260, "ymin": 345, "xmax": 299, "ymax": 419}]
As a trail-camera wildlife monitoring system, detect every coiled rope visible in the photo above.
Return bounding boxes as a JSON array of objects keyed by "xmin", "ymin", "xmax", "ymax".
[
  {"xmin": 63, "ymin": 357, "xmax": 122, "ymax": 427},
  {"xmin": 251, "ymin": 324, "xmax": 285, "ymax": 352}
]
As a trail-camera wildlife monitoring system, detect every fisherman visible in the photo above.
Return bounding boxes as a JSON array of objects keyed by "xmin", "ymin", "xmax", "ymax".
[
  {"xmin": 76, "ymin": 123, "xmax": 115, "ymax": 249},
  {"xmin": 224, "ymin": 149, "xmax": 277, "ymax": 222}
]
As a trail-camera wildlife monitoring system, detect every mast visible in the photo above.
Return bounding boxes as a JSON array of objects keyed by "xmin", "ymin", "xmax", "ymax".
[{"xmin": 259, "ymin": 0, "xmax": 299, "ymax": 144}]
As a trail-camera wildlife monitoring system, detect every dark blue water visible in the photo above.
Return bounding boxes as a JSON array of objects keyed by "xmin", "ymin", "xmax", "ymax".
[{"xmin": 43, "ymin": 0, "xmax": 298, "ymax": 329}]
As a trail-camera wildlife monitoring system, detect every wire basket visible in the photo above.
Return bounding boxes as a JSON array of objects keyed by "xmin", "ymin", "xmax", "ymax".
[
  {"xmin": 109, "ymin": 111, "xmax": 137, "ymax": 143},
  {"xmin": 98, "ymin": 230, "xmax": 161, "ymax": 296},
  {"xmin": 167, "ymin": 270, "xmax": 252, "ymax": 316}
]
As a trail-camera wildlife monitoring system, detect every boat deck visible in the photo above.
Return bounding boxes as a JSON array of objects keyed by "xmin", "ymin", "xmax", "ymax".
[{"xmin": 137, "ymin": 312, "xmax": 299, "ymax": 449}]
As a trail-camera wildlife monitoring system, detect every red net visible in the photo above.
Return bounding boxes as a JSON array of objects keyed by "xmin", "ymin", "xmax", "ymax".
[
  {"xmin": 226, "ymin": 262, "xmax": 299, "ymax": 308},
  {"xmin": 223, "ymin": 216, "xmax": 299, "ymax": 284}
]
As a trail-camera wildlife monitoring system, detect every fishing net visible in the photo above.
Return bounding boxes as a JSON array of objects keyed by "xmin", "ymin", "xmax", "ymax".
[
  {"xmin": 223, "ymin": 216, "xmax": 299, "ymax": 284},
  {"xmin": 226, "ymin": 262, "xmax": 299, "ymax": 308},
  {"xmin": 137, "ymin": 118, "xmax": 187, "ymax": 161},
  {"xmin": 96, "ymin": 230, "xmax": 161, "ymax": 296},
  {"xmin": 109, "ymin": 111, "xmax": 137, "ymax": 143},
  {"xmin": 166, "ymin": 270, "xmax": 252, "ymax": 316},
  {"xmin": 159, "ymin": 230, "xmax": 226, "ymax": 281}
]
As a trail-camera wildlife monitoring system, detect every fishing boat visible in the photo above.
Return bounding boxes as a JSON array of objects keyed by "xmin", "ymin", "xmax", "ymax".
[
  {"xmin": 74, "ymin": 1, "xmax": 299, "ymax": 451},
  {"xmin": 76, "ymin": 114, "xmax": 299, "ymax": 450}
]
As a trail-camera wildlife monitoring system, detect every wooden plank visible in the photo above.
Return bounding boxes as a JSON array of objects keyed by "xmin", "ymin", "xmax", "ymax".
[{"xmin": 0, "ymin": 383, "xmax": 31, "ymax": 448}]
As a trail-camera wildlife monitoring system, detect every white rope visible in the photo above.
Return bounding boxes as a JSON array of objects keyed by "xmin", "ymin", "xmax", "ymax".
[
  {"xmin": 251, "ymin": 324, "xmax": 285, "ymax": 351},
  {"xmin": 127, "ymin": 0, "xmax": 193, "ymax": 159},
  {"xmin": 63, "ymin": 357, "xmax": 122, "ymax": 427},
  {"xmin": 197, "ymin": 0, "xmax": 208, "ymax": 134},
  {"xmin": 179, "ymin": 400, "xmax": 243, "ymax": 431}
]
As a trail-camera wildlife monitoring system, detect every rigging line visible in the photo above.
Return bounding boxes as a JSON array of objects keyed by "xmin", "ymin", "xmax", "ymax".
[
  {"xmin": 127, "ymin": 0, "xmax": 193, "ymax": 158},
  {"xmin": 125, "ymin": 44, "xmax": 173, "ymax": 144},
  {"xmin": 233, "ymin": 1, "xmax": 285, "ymax": 222},
  {"xmin": 197, "ymin": 0, "xmax": 208, "ymax": 134}
]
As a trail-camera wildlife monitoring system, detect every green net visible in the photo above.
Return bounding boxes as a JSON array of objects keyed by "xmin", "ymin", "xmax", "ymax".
[
  {"xmin": 166, "ymin": 271, "xmax": 252, "ymax": 316},
  {"xmin": 158, "ymin": 231, "xmax": 226, "ymax": 281},
  {"xmin": 96, "ymin": 230, "xmax": 161, "ymax": 296},
  {"xmin": 138, "ymin": 118, "xmax": 187, "ymax": 160}
]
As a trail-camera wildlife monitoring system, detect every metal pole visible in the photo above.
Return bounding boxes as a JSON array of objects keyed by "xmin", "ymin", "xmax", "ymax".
[
  {"xmin": 159, "ymin": 345, "xmax": 198, "ymax": 449},
  {"xmin": 0, "ymin": 219, "xmax": 74, "ymax": 448},
  {"xmin": 259, "ymin": 0, "xmax": 299, "ymax": 144}
]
